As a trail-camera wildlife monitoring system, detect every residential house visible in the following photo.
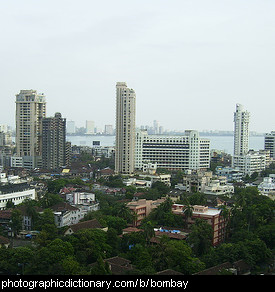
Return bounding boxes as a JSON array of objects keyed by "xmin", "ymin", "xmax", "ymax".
[
  {"xmin": 64, "ymin": 218, "xmax": 108, "ymax": 235},
  {"xmin": 50, "ymin": 202, "xmax": 82, "ymax": 228},
  {"xmin": 90, "ymin": 256, "xmax": 135, "ymax": 275}
]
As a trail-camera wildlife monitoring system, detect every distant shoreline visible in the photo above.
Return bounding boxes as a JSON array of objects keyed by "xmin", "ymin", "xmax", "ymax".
[{"xmin": 65, "ymin": 132, "xmax": 265, "ymax": 137}]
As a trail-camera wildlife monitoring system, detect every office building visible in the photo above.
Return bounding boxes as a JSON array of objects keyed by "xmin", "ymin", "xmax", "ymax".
[
  {"xmin": 115, "ymin": 82, "xmax": 136, "ymax": 174},
  {"xmin": 15, "ymin": 90, "xmax": 46, "ymax": 169},
  {"xmin": 135, "ymin": 130, "xmax": 210, "ymax": 171},
  {"xmin": 42, "ymin": 112, "xmax": 66, "ymax": 170},
  {"xmin": 265, "ymin": 131, "xmax": 275, "ymax": 160}
]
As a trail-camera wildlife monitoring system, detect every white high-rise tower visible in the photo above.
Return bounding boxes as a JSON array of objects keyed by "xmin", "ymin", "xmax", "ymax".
[
  {"xmin": 233, "ymin": 103, "xmax": 250, "ymax": 156},
  {"xmin": 115, "ymin": 82, "xmax": 136, "ymax": 174}
]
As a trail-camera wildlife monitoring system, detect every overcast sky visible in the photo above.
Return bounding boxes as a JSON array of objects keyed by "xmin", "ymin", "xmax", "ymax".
[{"xmin": 0, "ymin": 0, "xmax": 274, "ymax": 133}]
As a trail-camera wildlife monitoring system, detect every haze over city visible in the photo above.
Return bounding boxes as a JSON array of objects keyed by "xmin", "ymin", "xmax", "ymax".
[{"xmin": 0, "ymin": 0, "xmax": 274, "ymax": 133}]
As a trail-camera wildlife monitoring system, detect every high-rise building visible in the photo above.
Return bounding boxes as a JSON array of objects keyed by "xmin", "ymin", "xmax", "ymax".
[
  {"xmin": 86, "ymin": 120, "xmax": 95, "ymax": 134},
  {"xmin": 67, "ymin": 121, "xmax": 76, "ymax": 134},
  {"xmin": 232, "ymin": 104, "xmax": 266, "ymax": 175},
  {"xmin": 15, "ymin": 90, "xmax": 46, "ymax": 168},
  {"xmin": 104, "ymin": 125, "xmax": 114, "ymax": 135},
  {"xmin": 153, "ymin": 120, "xmax": 160, "ymax": 134},
  {"xmin": 115, "ymin": 82, "xmax": 136, "ymax": 174},
  {"xmin": 42, "ymin": 112, "xmax": 66, "ymax": 169},
  {"xmin": 233, "ymin": 103, "xmax": 250, "ymax": 156},
  {"xmin": 265, "ymin": 131, "xmax": 275, "ymax": 160}
]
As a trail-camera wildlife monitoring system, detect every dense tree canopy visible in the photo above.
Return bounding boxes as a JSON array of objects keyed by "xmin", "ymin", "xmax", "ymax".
[{"xmin": 1, "ymin": 174, "xmax": 274, "ymax": 275}]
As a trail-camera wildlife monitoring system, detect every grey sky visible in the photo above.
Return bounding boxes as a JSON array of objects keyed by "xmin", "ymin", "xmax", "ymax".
[{"xmin": 0, "ymin": 0, "xmax": 274, "ymax": 133}]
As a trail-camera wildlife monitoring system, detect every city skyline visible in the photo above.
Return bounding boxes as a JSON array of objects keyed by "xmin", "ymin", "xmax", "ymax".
[{"xmin": 0, "ymin": 1, "xmax": 275, "ymax": 133}]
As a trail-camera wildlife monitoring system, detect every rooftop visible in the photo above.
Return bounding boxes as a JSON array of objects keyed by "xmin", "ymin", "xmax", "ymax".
[{"xmin": 173, "ymin": 204, "xmax": 221, "ymax": 216}]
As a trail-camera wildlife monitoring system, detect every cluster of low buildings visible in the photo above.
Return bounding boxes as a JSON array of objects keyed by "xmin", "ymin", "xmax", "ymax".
[
  {"xmin": 175, "ymin": 169, "xmax": 234, "ymax": 196},
  {"xmin": 0, "ymin": 169, "xmax": 99, "ymax": 235}
]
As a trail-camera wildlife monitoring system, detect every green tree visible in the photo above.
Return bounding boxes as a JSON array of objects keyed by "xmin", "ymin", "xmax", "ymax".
[
  {"xmin": 22, "ymin": 199, "xmax": 40, "ymax": 230},
  {"xmin": 31, "ymin": 238, "xmax": 74, "ymax": 274},
  {"xmin": 151, "ymin": 236, "xmax": 170, "ymax": 271},
  {"xmin": 142, "ymin": 221, "xmax": 155, "ymax": 244},
  {"xmin": 151, "ymin": 181, "xmax": 170, "ymax": 195},
  {"xmin": 90, "ymin": 256, "xmax": 111, "ymax": 275},
  {"xmin": 114, "ymin": 203, "xmax": 133, "ymax": 223},
  {"xmin": 182, "ymin": 204, "xmax": 193, "ymax": 228},
  {"xmin": 103, "ymin": 215, "xmax": 127, "ymax": 235},
  {"xmin": 61, "ymin": 256, "xmax": 85, "ymax": 275},
  {"xmin": 39, "ymin": 193, "xmax": 64, "ymax": 208},
  {"xmin": 10, "ymin": 209, "xmax": 22, "ymax": 237},
  {"xmin": 35, "ymin": 209, "xmax": 58, "ymax": 246},
  {"xmin": 72, "ymin": 229, "xmax": 112, "ymax": 265},
  {"xmin": 6, "ymin": 199, "xmax": 15, "ymax": 209},
  {"xmin": 188, "ymin": 219, "xmax": 213, "ymax": 257},
  {"xmin": 189, "ymin": 192, "xmax": 206, "ymax": 205},
  {"xmin": 166, "ymin": 240, "xmax": 205, "ymax": 274},
  {"xmin": 127, "ymin": 243, "xmax": 155, "ymax": 274}
]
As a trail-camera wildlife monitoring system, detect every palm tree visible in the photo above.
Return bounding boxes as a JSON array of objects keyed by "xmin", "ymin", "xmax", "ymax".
[
  {"xmin": 182, "ymin": 204, "xmax": 193, "ymax": 228},
  {"xmin": 116, "ymin": 203, "xmax": 133, "ymax": 223},
  {"xmin": 142, "ymin": 221, "xmax": 155, "ymax": 244},
  {"xmin": 218, "ymin": 204, "xmax": 230, "ymax": 240}
]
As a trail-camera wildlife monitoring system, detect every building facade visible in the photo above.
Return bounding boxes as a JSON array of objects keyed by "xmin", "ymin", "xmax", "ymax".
[
  {"xmin": 172, "ymin": 204, "xmax": 228, "ymax": 246},
  {"xmin": 66, "ymin": 121, "xmax": 76, "ymax": 134},
  {"xmin": 233, "ymin": 103, "xmax": 250, "ymax": 156},
  {"xmin": 265, "ymin": 131, "xmax": 275, "ymax": 160},
  {"xmin": 86, "ymin": 120, "xmax": 95, "ymax": 134},
  {"xmin": 0, "ymin": 182, "xmax": 36, "ymax": 210},
  {"xmin": 215, "ymin": 166, "xmax": 243, "ymax": 182},
  {"xmin": 15, "ymin": 90, "xmax": 46, "ymax": 169},
  {"xmin": 115, "ymin": 82, "xmax": 136, "ymax": 174},
  {"xmin": 42, "ymin": 112, "xmax": 66, "ymax": 170},
  {"xmin": 127, "ymin": 198, "xmax": 166, "ymax": 227},
  {"xmin": 135, "ymin": 130, "xmax": 210, "ymax": 171},
  {"xmin": 232, "ymin": 104, "xmax": 266, "ymax": 175}
]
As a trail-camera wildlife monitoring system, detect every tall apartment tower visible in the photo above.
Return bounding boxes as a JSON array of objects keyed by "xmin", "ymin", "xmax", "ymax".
[
  {"xmin": 115, "ymin": 82, "xmax": 136, "ymax": 174},
  {"xmin": 265, "ymin": 131, "xmax": 275, "ymax": 159},
  {"xmin": 42, "ymin": 112, "xmax": 66, "ymax": 170},
  {"xmin": 15, "ymin": 90, "xmax": 46, "ymax": 168},
  {"xmin": 233, "ymin": 103, "xmax": 250, "ymax": 156}
]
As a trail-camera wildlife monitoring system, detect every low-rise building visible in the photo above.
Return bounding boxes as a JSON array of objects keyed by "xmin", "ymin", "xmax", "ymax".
[
  {"xmin": 258, "ymin": 176, "xmax": 275, "ymax": 200},
  {"xmin": 172, "ymin": 204, "xmax": 228, "ymax": 246},
  {"xmin": 127, "ymin": 198, "xmax": 166, "ymax": 226},
  {"xmin": 177, "ymin": 170, "xmax": 234, "ymax": 196},
  {"xmin": 180, "ymin": 170, "xmax": 212, "ymax": 193},
  {"xmin": 65, "ymin": 191, "xmax": 99, "ymax": 216},
  {"xmin": 66, "ymin": 191, "xmax": 95, "ymax": 205},
  {"xmin": 0, "ymin": 182, "xmax": 36, "ymax": 210},
  {"xmin": 215, "ymin": 166, "xmax": 243, "ymax": 182},
  {"xmin": 139, "ymin": 173, "xmax": 171, "ymax": 187},
  {"xmin": 64, "ymin": 218, "xmax": 108, "ymax": 235},
  {"xmin": 50, "ymin": 202, "xmax": 82, "ymax": 228},
  {"xmin": 203, "ymin": 178, "xmax": 234, "ymax": 196},
  {"xmin": 123, "ymin": 178, "xmax": 152, "ymax": 188}
]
